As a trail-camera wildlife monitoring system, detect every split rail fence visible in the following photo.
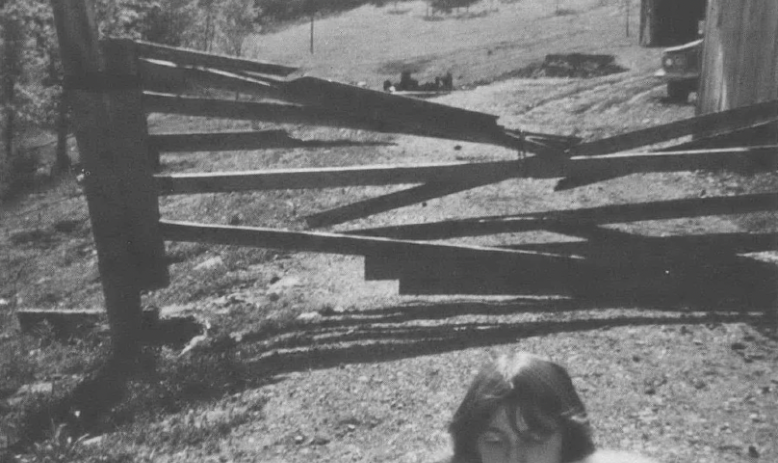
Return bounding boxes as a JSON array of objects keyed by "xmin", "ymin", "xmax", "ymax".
[{"xmin": 53, "ymin": 0, "xmax": 777, "ymax": 356}]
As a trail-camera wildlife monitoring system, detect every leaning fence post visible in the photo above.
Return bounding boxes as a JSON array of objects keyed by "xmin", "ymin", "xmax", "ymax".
[{"xmin": 51, "ymin": 0, "xmax": 169, "ymax": 363}]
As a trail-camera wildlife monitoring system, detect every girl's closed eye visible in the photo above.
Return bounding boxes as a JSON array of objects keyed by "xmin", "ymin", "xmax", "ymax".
[
  {"xmin": 481, "ymin": 431, "xmax": 506, "ymax": 445},
  {"xmin": 520, "ymin": 430, "xmax": 553, "ymax": 444}
]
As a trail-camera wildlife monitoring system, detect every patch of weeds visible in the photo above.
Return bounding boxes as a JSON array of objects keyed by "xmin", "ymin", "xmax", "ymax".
[
  {"xmin": 6, "ymin": 338, "xmax": 111, "ymax": 445},
  {"xmin": 48, "ymin": 338, "xmax": 108, "ymax": 376},
  {"xmin": 112, "ymin": 347, "xmax": 250, "ymax": 424},
  {"xmin": 223, "ymin": 297, "xmax": 309, "ymax": 348},
  {"xmin": 0, "ymin": 337, "xmax": 38, "ymax": 399},
  {"xmin": 158, "ymin": 242, "xmax": 280, "ymax": 304},
  {"xmin": 130, "ymin": 403, "xmax": 256, "ymax": 452},
  {"xmin": 185, "ymin": 270, "xmax": 251, "ymax": 302},
  {"xmin": 386, "ymin": 8, "xmax": 410, "ymax": 15},
  {"xmin": 9, "ymin": 228, "xmax": 56, "ymax": 248},
  {"xmin": 475, "ymin": 54, "xmax": 627, "ymax": 85},
  {"xmin": 7, "ymin": 342, "xmax": 257, "ymax": 458},
  {"xmin": 221, "ymin": 246, "xmax": 276, "ymax": 271},
  {"xmin": 21, "ymin": 423, "xmax": 89, "ymax": 463},
  {"xmin": 177, "ymin": 248, "xmax": 273, "ymax": 302},
  {"xmin": 4, "ymin": 149, "xmax": 42, "ymax": 199},
  {"xmin": 454, "ymin": 10, "xmax": 491, "ymax": 20},
  {"xmin": 52, "ymin": 219, "xmax": 83, "ymax": 235},
  {"xmin": 12, "ymin": 422, "xmax": 143, "ymax": 463},
  {"xmin": 54, "ymin": 240, "xmax": 96, "ymax": 269},
  {"xmin": 0, "ymin": 253, "xmax": 28, "ymax": 290},
  {"xmin": 554, "ymin": 8, "xmax": 577, "ymax": 16},
  {"xmin": 2, "ymin": 323, "xmax": 97, "ymax": 401},
  {"xmin": 6, "ymin": 379, "xmax": 77, "ymax": 452},
  {"xmin": 165, "ymin": 242, "xmax": 210, "ymax": 265},
  {"xmin": 376, "ymin": 56, "xmax": 437, "ymax": 75}
]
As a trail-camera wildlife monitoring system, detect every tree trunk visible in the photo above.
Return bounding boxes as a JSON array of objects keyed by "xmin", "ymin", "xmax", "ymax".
[
  {"xmin": 0, "ymin": 107, "xmax": 12, "ymax": 198},
  {"xmin": 54, "ymin": 92, "xmax": 70, "ymax": 172},
  {"xmin": 0, "ymin": 6, "xmax": 21, "ymax": 198}
]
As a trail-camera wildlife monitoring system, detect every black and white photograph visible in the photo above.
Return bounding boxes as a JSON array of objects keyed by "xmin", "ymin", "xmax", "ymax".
[{"xmin": 1, "ymin": 1, "xmax": 776, "ymax": 462}]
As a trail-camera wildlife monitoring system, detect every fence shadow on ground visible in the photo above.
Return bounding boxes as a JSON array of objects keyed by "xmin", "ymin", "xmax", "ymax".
[
  {"xmin": 8, "ymin": 293, "xmax": 774, "ymax": 452},
  {"xmin": 240, "ymin": 293, "xmax": 776, "ymax": 380}
]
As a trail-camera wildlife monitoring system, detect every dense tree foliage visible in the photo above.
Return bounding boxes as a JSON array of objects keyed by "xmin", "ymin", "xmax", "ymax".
[
  {"xmin": 0, "ymin": 0, "xmax": 414, "ymax": 197},
  {"xmin": 0, "ymin": 0, "xmax": 264, "ymax": 198},
  {"xmin": 1, "ymin": 0, "xmax": 62, "ymax": 197}
]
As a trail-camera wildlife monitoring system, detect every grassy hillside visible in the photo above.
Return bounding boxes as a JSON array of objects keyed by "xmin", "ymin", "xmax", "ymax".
[{"xmin": 247, "ymin": 0, "xmax": 650, "ymax": 88}]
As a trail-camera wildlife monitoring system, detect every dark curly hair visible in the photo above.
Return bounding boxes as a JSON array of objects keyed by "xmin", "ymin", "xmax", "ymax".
[{"xmin": 449, "ymin": 352, "xmax": 595, "ymax": 463}]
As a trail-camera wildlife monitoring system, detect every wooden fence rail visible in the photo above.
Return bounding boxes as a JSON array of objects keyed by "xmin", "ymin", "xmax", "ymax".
[
  {"xmin": 143, "ymin": 92, "xmax": 372, "ymax": 127},
  {"xmin": 134, "ymin": 40, "xmax": 298, "ymax": 77},
  {"xmin": 150, "ymin": 130, "xmax": 289, "ymax": 152},
  {"xmin": 148, "ymin": 130, "xmax": 390, "ymax": 153},
  {"xmin": 570, "ymin": 98, "xmax": 778, "ymax": 156},
  {"xmin": 365, "ymin": 232, "xmax": 778, "ymax": 282},
  {"xmin": 142, "ymin": 92, "xmax": 571, "ymax": 151},
  {"xmin": 153, "ymin": 146, "xmax": 777, "ymax": 196},
  {"xmin": 562, "ymin": 145, "xmax": 778, "ymax": 177},
  {"xmin": 347, "ymin": 192, "xmax": 778, "ymax": 240},
  {"xmin": 159, "ymin": 219, "xmax": 579, "ymax": 266},
  {"xmin": 139, "ymin": 58, "xmax": 282, "ymax": 98},
  {"xmin": 304, "ymin": 174, "xmax": 516, "ymax": 228},
  {"xmin": 512, "ymin": 232, "xmax": 778, "ymax": 256},
  {"xmin": 154, "ymin": 160, "xmax": 518, "ymax": 195}
]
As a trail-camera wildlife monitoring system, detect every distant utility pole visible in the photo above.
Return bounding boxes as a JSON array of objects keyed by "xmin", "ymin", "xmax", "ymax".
[
  {"xmin": 624, "ymin": 0, "xmax": 630, "ymax": 37},
  {"xmin": 309, "ymin": 0, "xmax": 315, "ymax": 54}
]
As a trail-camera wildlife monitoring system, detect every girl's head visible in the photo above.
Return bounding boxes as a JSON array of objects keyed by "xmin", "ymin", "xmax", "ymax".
[{"xmin": 449, "ymin": 352, "xmax": 595, "ymax": 463}]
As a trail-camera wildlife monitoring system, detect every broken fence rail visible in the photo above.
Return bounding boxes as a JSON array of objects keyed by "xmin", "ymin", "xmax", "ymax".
[
  {"xmin": 158, "ymin": 219, "xmax": 581, "ymax": 268},
  {"xmin": 153, "ymin": 146, "xmax": 778, "ymax": 196},
  {"xmin": 141, "ymin": 92, "xmax": 571, "ymax": 153},
  {"xmin": 154, "ymin": 160, "xmax": 515, "ymax": 195},
  {"xmin": 148, "ymin": 130, "xmax": 391, "ymax": 153},
  {"xmin": 346, "ymin": 192, "xmax": 778, "ymax": 240},
  {"xmin": 139, "ymin": 58, "xmax": 282, "ymax": 99},
  {"xmin": 570, "ymin": 99, "xmax": 778, "ymax": 157},
  {"xmin": 133, "ymin": 36, "xmax": 775, "ymax": 158},
  {"xmin": 134, "ymin": 40, "xmax": 298, "ymax": 77},
  {"xmin": 304, "ymin": 174, "xmax": 515, "ymax": 228},
  {"xmin": 365, "ymin": 232, "xmax": 778, "ymax": 282}
]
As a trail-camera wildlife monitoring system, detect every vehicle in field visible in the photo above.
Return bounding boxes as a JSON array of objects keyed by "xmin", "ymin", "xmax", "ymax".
[{"xmin": 655, "ymin": 38, "xmax": 703, "ymax": 102}]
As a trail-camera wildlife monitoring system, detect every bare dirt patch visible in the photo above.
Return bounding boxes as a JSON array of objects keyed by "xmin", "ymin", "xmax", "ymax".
[{"xmin": 508, "ymin": 53, "xmax": 627, "ymax": 79}]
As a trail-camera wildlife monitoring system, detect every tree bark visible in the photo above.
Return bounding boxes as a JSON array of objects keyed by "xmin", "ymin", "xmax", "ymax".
[
  {"xmin": 54, "ymin": 91, "xmax": 71, "ymax": 172},
  {"xmin": 1, "ymin": 2, "xmax": 22, "ymax": 197}
]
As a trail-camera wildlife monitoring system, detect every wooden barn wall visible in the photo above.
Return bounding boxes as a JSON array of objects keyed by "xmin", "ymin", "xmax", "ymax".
[
  {"xmin": 640, "ymin": 0, "xmax": 706, "ymax": 47},
  {"xmin": 698, "ymin": 0, "xmax": 778, "ymax": 116},
  {"xmin": 639, "ymin": 0, "xmax": 657, "ymax": 46}
]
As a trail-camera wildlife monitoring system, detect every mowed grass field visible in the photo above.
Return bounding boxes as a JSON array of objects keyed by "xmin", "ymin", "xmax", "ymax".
[{"xmin": 2, "ymin": 1, "xmax": 778, "ymax": 462}]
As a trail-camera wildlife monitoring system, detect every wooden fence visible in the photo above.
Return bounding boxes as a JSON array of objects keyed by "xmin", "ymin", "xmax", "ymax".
[{"xmin": 53, "ymin": 0, "xmax": 778, "ymax": 357}]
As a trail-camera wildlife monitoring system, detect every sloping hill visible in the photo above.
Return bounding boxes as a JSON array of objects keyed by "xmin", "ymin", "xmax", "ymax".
[{"xmin": 246, "ymin": 0, "xmax": 659, "ymax": 88}]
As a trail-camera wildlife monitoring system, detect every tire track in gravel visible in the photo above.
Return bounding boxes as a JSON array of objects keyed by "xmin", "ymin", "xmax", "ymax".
[
  {"xmin": 511, "ymin": 74, "xmax": 627, "ymax": 116},
  {"xmin": 571, "ymin": 76, "xmax": 665, "ymax": 115}
]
